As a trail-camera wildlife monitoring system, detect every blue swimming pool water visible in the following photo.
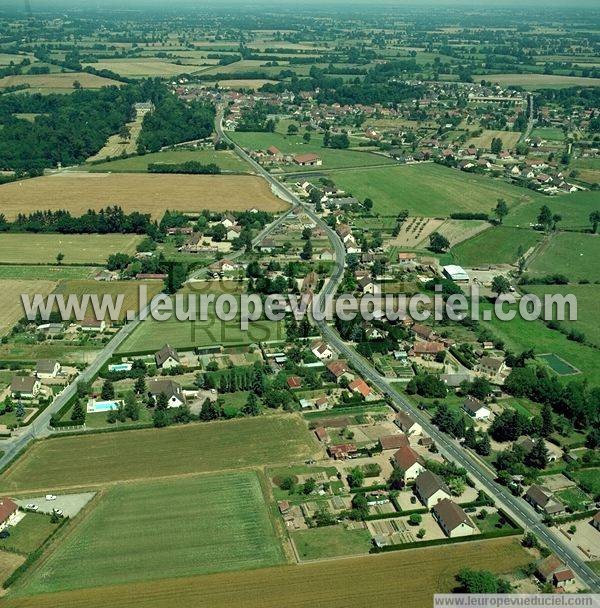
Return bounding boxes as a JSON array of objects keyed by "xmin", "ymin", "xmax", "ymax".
[{"xmin": 90, "ymin": 401, "xmax": 119, "ymax": 413}]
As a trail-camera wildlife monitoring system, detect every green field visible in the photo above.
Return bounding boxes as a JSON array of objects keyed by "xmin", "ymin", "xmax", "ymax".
[
  {"xmin": 0, "ymin": 234, "xmax": 142, "ymax": 265},
  {"xmin": 482, "ymin": 304, "xmax": 600, "ymax": 384},
  {"xmin": 530, "ymin": 127, "xmax": 565, "ymax": 142},
  {"xmin": 452, "ymin": 226, "xmax": 542, "ymax": 266},
  {"xmin": 528, "ymin": 284, "xmax": 600, "ymax": 347},
  {"xmin": 527, "ymin": 232, "xmax": 600, "ymax": 281},
  {"xmin": 321, "ymin": 163, "xmax": 543, "ymax": 217},
  {"xmin": 292, "ymin": 526, "xmax": 372, "ymax": 560},
  {"xmin": 0, "ymin": 416, "xmax": 318, "ymax": 492},
  {"xmin": 118, "ymin": 290, "xmax": 284, "ymax": 352},
  {"xmin": 88, "ymin": 149, "xmax": 249, "ymax": 173},
  {"xmin": 229, "ymin": 131, "xmax": 395, "ymax": 171},
  {"xmin": 0, "ymin": 266, "xmax": 97, "ymax": 280},
  {"xmin": 0, "ymin": 514, "xmax": 57, "ymax": 556},
  {"xmin": 506, "ymin": 190, "xmax": 600, "ymax": 231},
  {"xmin": 21, "ymin": 472, "xmax": 285, "ymax": 595}
]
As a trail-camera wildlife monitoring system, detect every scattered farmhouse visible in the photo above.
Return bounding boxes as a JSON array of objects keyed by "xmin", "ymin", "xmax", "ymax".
[{"xmin": 0, "ymin": 498, "xmax": 19, "ymax": 531}]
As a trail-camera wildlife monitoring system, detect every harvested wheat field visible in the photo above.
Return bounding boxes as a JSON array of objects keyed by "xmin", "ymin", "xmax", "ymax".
[
  {"xmin": 0, "ymin": 173, "xmax": 289, "ymax": 219},
  {"xmin": 86, "ymin": 115, "xmax": 144, "ymax": 162},
  {"xmin": 4, "ymin": 537, "xmax": 529, "ymax": 607},
  {"xmin": 0, "ymin": 280, "xmax": 57, "ymax": 337}
]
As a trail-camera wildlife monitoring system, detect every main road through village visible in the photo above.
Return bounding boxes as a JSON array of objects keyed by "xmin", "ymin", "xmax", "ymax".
[
  {"xmin": 217, "ymin": 112, "xmax": 600, "ymax": 591},
  {"xmin": 0, "ymin": 110, "xmax": 597, "ymax": 591}
]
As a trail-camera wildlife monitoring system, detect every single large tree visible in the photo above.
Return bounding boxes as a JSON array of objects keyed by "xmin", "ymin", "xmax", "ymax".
[
  {"xmin": 589, "ymin": 211, "xmax": 600, "ymax": 233},
  {"xmin": 494, "ymin": 198, "xmax": 509, "ymax": 224}
]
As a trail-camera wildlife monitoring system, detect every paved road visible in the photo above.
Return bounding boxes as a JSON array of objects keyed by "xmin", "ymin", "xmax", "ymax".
[
  {"xmin": 219, "ymin": 113, "xmax": 600, "ymax": 591},
  {"xmin": 522, "ymin": 93, "xmax": 536, "ymax": 142}
]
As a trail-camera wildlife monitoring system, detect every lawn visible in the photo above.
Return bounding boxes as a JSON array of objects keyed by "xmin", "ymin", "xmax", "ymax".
[
  {"xmin": 292, "ymin": 526, "xmax": 372, "ymax": 560},
  {"xmin": 527, "ymin": 232, "xmax": 600, "ymax": 282},
  {"xmin": 20, "ymin": 472, "xmax": 284, "ymax": 595},
  {"xmin": 0, "ymin": 279, "xmax": 57, "ymax": 337},
  {"xmin": 468, "ymin": 130, "xmax": 522, "ymax": 150},
  {"xmin": 505, "ymin": 190, "xmax": 600, "ymax": 231},
  {"xmin": 530, "ymin": 127, "xmax": 565, "ymax": 142},
  {"xmin": 0, "ymin": 174, "xmax": 288, "ymax": 220},
  {"xmin": 88, "ymin": 149, "xmax": 249, "ymax": 173},
  {"xmin": 527, "ymin": 284, "xmax": 600, "ymax": 347},
  {"xmin": 0, "ymin": 266, "xmax": 97, "ymax": 280},
  {"xmin": 0, "ymin": 415, "xmax": 319, "ymax": 492},
  {"xmin": 229, "ymin": 130, "xmax": 395, "ymax": 171},
  {"xmin": 0, "ymin": 514, "xmax": 57, "ymax": 555},
  {"xmin": 118, "ymin": 288, "xmax": 284, "ymax": 352},
  {"xmin": 322, "ymin": 163, "xmax": 543, "ymax": 217},
  {"xmin": 555, "ymin": 487, "xmax": 591, "ymax": 512},
  {"xmin": 2, "ymin": 537, "xmax": 530, "ymax": 608},
  {"xmin": 0, "ymin": 234, "xmax": 142, "ymax": 265},
  {"xmin": 452, "ymin": 226, "xmax": 542, "ymax": 266}
]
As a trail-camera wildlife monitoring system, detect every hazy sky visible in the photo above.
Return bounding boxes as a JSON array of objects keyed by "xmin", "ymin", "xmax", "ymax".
[{"xmin": 3, "ymin": 0, "xmax": 599, "ymax": 9}]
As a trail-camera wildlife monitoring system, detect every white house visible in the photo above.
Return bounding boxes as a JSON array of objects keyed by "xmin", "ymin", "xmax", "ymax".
[
  {"xmin": 311, "ymin": 341, "xmax": 334, "ymax": 360},
  {"xmin": 154, "ymin": 344, "xmax": 181, "ymax": 370},
  {"xmin": 11, "ymin": 376, "xmax": 41, "ymax": 399},
  {"xmin": 433, "ymin": 499, "xmax": 476, "ymax": 538},
  {"xmin": 395, "ymin": 411, "xmax": 422, "ymax": 436},
  {"xmin": 414, "ymin": 470, "xmax": 452, "ymax": 509},
  {"xmin": 35, "ymin": 359, "xmax": 61, "ymax": 379},
  {"xmin": 148, "ymin": 378, "xmax": 185, "ymax": 408},
  {"xmin": 226, "ymin": 225, "xmax": 242, "ymax": 241},
  {"xmin": 393, "ymin": 446, "xmax": 426, "ymax": 482},
  {"xmin": 463, "ymin": 396, "xmax": 491, "ymax": 420}
]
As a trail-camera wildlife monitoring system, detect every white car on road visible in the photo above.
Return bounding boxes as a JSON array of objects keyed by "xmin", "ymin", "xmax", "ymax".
[
  {"xmin": 45, "ymin": 494, "xmax": 57, "ymax": 501},
  {"xmin": 25, "ymin": 503, "xmax": 38, "ymax": 511}
]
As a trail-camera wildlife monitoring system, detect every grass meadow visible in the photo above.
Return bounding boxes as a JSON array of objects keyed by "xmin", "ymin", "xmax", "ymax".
[
  {"xmin": 292, "ymin": 526, "xmax": 372, "ymax": 560},
  {"xmin": 322, "ymin": 163, "xmax": 543, "ymax": 216},
  {"xmin": 229, "ymin": 130, "xmax": 394, "ymax": 171},
  {"xmin": 451, "ymin": 226, "xmax": 543, "ymax": 266},
  {"xmin": 20, "ymin": 472, "xmax": 285, "ymax": 595},
  {"xmin": 481, "ymin": 303, "xmax": 600, "ymax": 384},
  {"xmin": 0, "ymin": 266, "xmax": 98, "ymax": 280},
  {"xmin": 527, "ymin": 284, "xmax": 600, "ymax": 347},
  {"xmin": 0, "ymin": 234, "xmax": 142, "ymax": 265},
  {"xmin": 527, "ymin": 232, "xmax": 600, "ymax": 281},
  {"xmin": 0, "ymin": 416, "xmax": 319, "ymax": 492},
  {"xmin": 2, "ymin": 537, "xmax": 530, "ymax": 608},
  {"xmin": 505, "ymin": 190, "xmax": 600, "ymax": 231}
]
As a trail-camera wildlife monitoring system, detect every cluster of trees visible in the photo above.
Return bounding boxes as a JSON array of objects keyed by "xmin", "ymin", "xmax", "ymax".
[
  {"xmin": 148, "ymin": 161, "xmax": 221, "ymax": 175},
  {"xmin": 0, "ymin": 85, "xmax": 143, "ymax": 172},
  {"xmin": 137, "ymin": 90, "xmax": 214, "ymax": 153},
  {"xmin": 0, "ymin": 206, "xmax": 154, "ymax": 235},
  {"xmin": 504, "ymin": 364, "xmax": 599, "ymax": 431},
  {"xmin": 235, "ymin": 102, "xmax": 277, "ymax": 132},
  {"xmin": 407, "ymin": 373, "xmax": 448, "ymax": 398}
]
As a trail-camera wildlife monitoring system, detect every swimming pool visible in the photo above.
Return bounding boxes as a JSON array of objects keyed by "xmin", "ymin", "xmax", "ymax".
[
  {"xmin": 108, "ymin": 363, "xmax": 132, "ymax": 373},
  {"xmin": 87, "ymin": 400, "xmax": 121, "ymax": 413}
]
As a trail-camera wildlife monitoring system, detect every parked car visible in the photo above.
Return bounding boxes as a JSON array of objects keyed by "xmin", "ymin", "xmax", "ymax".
[
  {"xmin": 0, "ymin": 529, "xmax": 10, "ymax": 539},
  {"xmin": 53, "ymin": 509, "xmax": 63, "ymax": 516},
  {"xmin": 45, "ymin": 494, "xmax": 57, "ymax": 501},
  {"xmin": 25, "ymin": 503, "xmax": 38, "ymax": 511}
]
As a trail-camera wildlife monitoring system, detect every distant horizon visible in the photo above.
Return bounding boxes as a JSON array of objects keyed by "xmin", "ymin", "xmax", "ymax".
[{"xmin": 2, "ymin": 0, "xmax": 600, "ymax": 11}]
